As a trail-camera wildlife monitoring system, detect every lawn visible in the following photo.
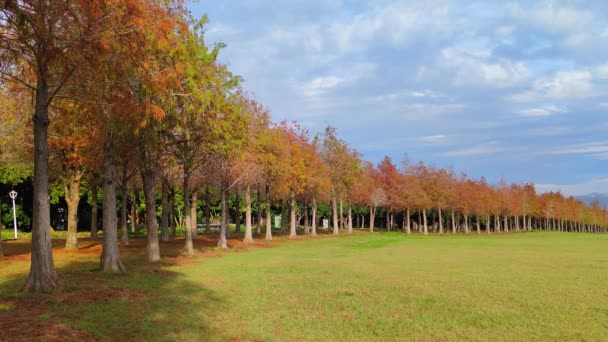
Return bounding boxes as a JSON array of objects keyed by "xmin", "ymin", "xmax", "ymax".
[{"xmin": 1, "ymin": 231, "xmax": 608, "ymax": 341}]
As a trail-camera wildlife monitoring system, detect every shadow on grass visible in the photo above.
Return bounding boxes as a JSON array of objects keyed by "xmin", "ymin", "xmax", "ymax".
[{"xmin": 0, "ymin": 241, "xmax": 230, "ymax": 341}]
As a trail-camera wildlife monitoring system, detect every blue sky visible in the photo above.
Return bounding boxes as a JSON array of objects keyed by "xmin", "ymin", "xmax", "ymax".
[{"xmin": 188, "ymin": 0, "xmax": 608, "ymax": 196}]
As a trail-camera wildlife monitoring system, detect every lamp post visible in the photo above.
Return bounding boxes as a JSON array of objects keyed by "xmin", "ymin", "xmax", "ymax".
[{"xmin": 9, "ymin": 190, "xmax": 18, "ymax": 239}]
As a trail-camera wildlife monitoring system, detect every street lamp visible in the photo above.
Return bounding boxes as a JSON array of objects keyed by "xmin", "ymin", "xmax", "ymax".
[{"xmin": 9, "ymin": 190, "xmax": 17, "ymax": 239}]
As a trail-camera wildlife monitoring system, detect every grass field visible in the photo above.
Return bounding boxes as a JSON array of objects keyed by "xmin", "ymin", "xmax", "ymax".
[{"xmin": 1, "ymin": 231, "xmax": 608, "ymax": 341}]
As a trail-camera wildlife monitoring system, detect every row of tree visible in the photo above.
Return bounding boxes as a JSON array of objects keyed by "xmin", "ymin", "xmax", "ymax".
[{"xmin": 0, "ymin": 0, "xmax": 606, "ymax": 294}]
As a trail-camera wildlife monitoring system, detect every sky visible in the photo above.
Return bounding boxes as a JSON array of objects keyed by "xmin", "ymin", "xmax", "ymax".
[{"xmin": 187, "ymin": 0, "xmax": 608, "ymax": 196}]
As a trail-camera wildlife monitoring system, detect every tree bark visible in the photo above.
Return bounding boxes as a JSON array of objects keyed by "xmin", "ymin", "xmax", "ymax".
[
  {"xmin": 183, "ymin": 173, "xmax": 194, "ymax": 256},
  {"xmin": 265, "ymin": 184, "xmax": 272, "ymax": 241},
  {"xmin": 438, "ymin": 207, "xmax": 444, "ymax": 234},
  {"xmin": 191, "ymin": 191, "xmax": 198, "ymax": 239},
  {"xmin": 161, "ymin": 181, "xmax": 169, "ymax": 242},
  {"xmin": 130, "ymin": 190, "xmax": 137, "ymax": 233},
  {"xmin": 99, "ymin": 138, "xmax": 126, "ymax": 273},
  {"xmin": 218, "ymin": 184, "xmax": 229, "ymax": 249},
  {"xmin": 170, "ymin": 189, "xmax": 176, "ymax": 237},
  {"xmin": 487, "ymin": 215, "xmax": 491, "ymax": 233},
  {"xmin": 311, "ymin": 198, "xmax": 318, "ymax": 237},
  {"xmin": 91, "ymin": 185, "xmax": 98, "ymax": 239},
  {"xmin": 289, "ymin": 194, "xmax": 297, "ymax": 239},
  {"xmin": 423, "ymin": 209, "xmax": 428, "ymax": 235},
  {"xmin": 405, "ymin": 208, "xmax": 411, "ymax": 234},
  {"xmin": 120, "ymin": 170, "xmax": 129, "ymax": 246},
  {"xmin": 476, "ymin": 216, "xmax": 481, "ymax": 234},
  {"xmin": 332, "ymin": 195, "xmax": 339, "ymax": 235},
  {"xmin": 348, "ymin": 201, "xmax": 353, "ymax": 234},
  {"xmin": 464, "ymin": 214, "xmax": 469, "ymax": 234},
  {"xmin": 243, "ymin": 185, "xmax": 254, "ymax": 243},
  {"xmin": 141, "ymin": 170, "xmax": 160, "ymax": 263},
  {"xmin": 503, "ymin": 216, "xmax": 509, "ymax": 233},
  {"xmin": 65, "ymin": 170, "xmax": 82, "ymax": 250},
  {"xmin": 304, "ymin": 201, "xmax": 310, "ymax": 235},
  {"xmin": 256, "ymin": 187, "xmax": 262, "ymax": 235},
  {"xmin": 25, "ymin": 77, "xmax": 58, "ymax": 293},
  {"xmin": 280, "ymin": 200, "xmax": 287, "ymax": 234},
  {"xmin": 234, "ymin": 190, "xmax": 240, "ymax": 234},
  {"xmin": 339, "ymin": 198, "xmax": 344, "ymax": 229},
  {"xmin": 451, "ymin": 211, "xmax": 456, "ymax": 234},
  {"xmin": 370, "ymin": 206, "xmax": 375, "ymax": 232}
]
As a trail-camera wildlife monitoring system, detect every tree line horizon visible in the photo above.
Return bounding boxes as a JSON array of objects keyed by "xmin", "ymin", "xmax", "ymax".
[{"xmin": 1, "ymin": 1, "xmax": 606, "ymax": 294}]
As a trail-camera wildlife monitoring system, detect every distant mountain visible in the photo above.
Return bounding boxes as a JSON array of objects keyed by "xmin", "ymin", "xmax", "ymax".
[{"xmin": 575, "ymin": 193, "xmax": 608, "ymax": 208}]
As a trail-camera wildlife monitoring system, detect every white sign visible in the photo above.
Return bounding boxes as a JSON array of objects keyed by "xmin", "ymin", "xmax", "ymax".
[{"xmin": 323, "ymin": 219, "xmax": 329, "ymax": 229}]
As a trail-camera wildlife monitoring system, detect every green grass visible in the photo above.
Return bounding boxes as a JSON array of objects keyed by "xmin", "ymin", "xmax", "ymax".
[{"xmin": 1, "ymin": 231, "xmax": 608, "ymax": 341}]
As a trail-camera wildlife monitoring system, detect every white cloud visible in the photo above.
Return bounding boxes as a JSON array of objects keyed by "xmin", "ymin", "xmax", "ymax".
[
  {"xmin": 519, "ymin": 105, "xmax": 565, "ymax": 117},
  {"xmin": 401, "ymin": 103, "xmax": 467, "ymax": 118},
  {"xmin": 536, "ymin": 178, "xmax": 608, "ymax": 197},
  {"xmin": 511, "ymin": 70, "xmax": 595, "ymax": 102},
  {"xmin": 440, "ymin": 143, "xmax": 508, "ymax": 157},
  {"xmin": 300, "ymin": 75, "xmax": 347, "ymax": 97},
  {"xmin": 548, "ymin": 142, "xmax": 608, "ymax": 161},
  {"xmin": 595, "ymin": 63, "xmax": 608, "ymax": 79},
  {"xmin": 507, "ymin": 2, "xmax": 593, "ymax": 35},
  {"xmin": 439, "ymin": 47, "xmax": 530, "ymax": 88},
  {"xmin": 327, "ymin": 1, "xmax": 453, "ymax": 53},
  {"xmin": 420, "ymin": 134, "xmax": 449, "ymax": 144}
]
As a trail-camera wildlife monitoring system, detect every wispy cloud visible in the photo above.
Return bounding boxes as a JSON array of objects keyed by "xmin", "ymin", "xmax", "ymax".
[
  {"xmin": 440, "ymin": 143, "xmax": 509, "ymax": 157},
  {"xmin": 536, "ymin": 178, "xmax": 608, "ymax": 197},
  {"xmin": 519, "ymin": 105, "xmax": 566, "ymax": 117},
  {"xmin": 510, "ymin": 70, "xmax": 596, "ymax": 102}
]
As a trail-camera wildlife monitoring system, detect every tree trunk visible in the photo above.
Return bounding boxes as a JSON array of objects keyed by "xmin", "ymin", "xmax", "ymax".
[
  {"xmin": 141, "ymin": 170, "xmax": 160, "ymax": 263},
  {"xmin": 191, "ymin": 191, "xmax": 198, "ymax": 239},
  {"xmin": 183, "ymin": 173, "xmax": 194, "ymax": 256},
  {"xmin": 120, "ymin": 170, "xmax": 129, "ymax": 246},
  {"xmin": 234, "ymin": 190, "xmax": 240, "ymax": 234},
  {"xmin": 515, "ymin": 216, "xmax": 520, "ymax": 232},
  {"xmin": 438, "ymin": 207, "xmax": 444, "ymax": 234},
  {"xmin": 339, "ymin": 198, "xmax": 344, "ymax": 229},
  {"xmin": 256, "ymin": 187, "xmax": 262, "ymax": 235},
  {"xmin": 130, "ymin": 190, "xmax": 137, "ymax": 233},
  {"xmin": 304, "ymin": 201, "xmax": 310, "ymax": 235},
  {"xmin": 218, "ymin": 184, "xmax": 229, "ymax": 249},
  {"xmin": 423, "ymin": 209, "xmax": 428, "ymax": 235},
  {"xmin": 65, "ymin": 170, "xmax": 82, "ymax": 250},
  {"xmin": 348, "ymin": 201, "xmax": 353, "ymax": 234},
  {"xmin": 99, "ymin": 138, "xmax": 126, "ymax": 273},
  {"xmin": 161, "ymin": 181, "xmax": 169, "ymax": 242},
  {"xmin": 464, "ymin": 214, "xmax": 469, "ymax": 233},
  {"xmin": 476, "ymin": 216, "xmax": 480, "ymax": 234},
  {"xmin": 280, "ymin": 200, "xmax": 288, "ymax": 234},
  {"xmin": 265, "ymin": 184, "xmax": 272, "ymax": 241},
  {"xmin": 332, "ymin": 196, "xmax": 339, "ymax": 235},
  {"xmin": 370, "ymin": 206, "xmax": 375, "ymax": 232},
  {"xmin": 25, "ymin": 79, "xmax": 58, "ymax": 293},
  {"xmin": 243, "ymin": 185, "xmax": 254, "ymax": 243},
  {"xmin": 487, "ymin": 215, "xmax": 491, "ymax": 233},
  {"xmin": 311, "ymin": 198, "xmax": 317, "ymax": 237},
  {"xmin": 170, "ymin": 189, "xmax": 176, "ymax": 237},
  {"xmin": 289, "ymin": 194, "xmax": 297, "ymax": 239},
  {"xmin": 91, "ymin": 185, "xmax": 98, "ymax": 239},
  {"xmin": 405, "ymin": 208, "xmax": 411, "ymax": 234},
  {"xmin": 503, "ymin": 216, "xmax": 509, "ymax": 233},
  {"xmin": 451, "ymin": 211, "xmax": 456, "ymax": 234}
]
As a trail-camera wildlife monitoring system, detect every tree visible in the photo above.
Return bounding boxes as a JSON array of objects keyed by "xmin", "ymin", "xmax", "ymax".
[{"xmin": 0, "ymin": 0, "xmax": 123, "ymax": 292}]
